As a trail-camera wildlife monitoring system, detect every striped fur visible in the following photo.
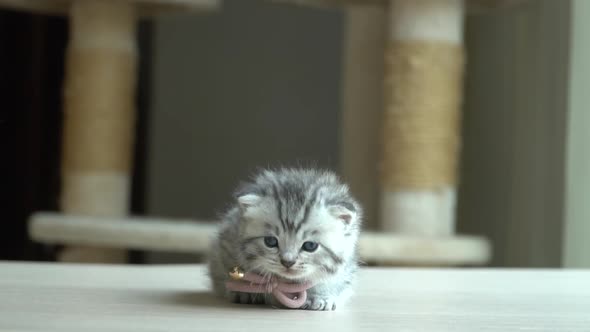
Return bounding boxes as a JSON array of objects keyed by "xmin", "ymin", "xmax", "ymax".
[{"xmin": 208, "ymin": 168, "xmax": 362, "ymax": 310}]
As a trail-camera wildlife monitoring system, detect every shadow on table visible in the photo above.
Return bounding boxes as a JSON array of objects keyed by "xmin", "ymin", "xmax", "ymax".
[{"xmin": 155, "ymin": 291, "xmax": 271, "ymax": 310}]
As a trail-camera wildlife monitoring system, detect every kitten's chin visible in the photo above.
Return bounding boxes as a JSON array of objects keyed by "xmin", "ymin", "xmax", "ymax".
[
  {"xmin": 277, "ymin": 270, "xmax": 303, "ymax": 280},
  {"xmin": 274, "ymin": 269, "xmax": 313, "ymax": 282}
]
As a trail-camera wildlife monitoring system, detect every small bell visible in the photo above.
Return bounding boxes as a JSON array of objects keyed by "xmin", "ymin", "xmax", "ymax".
[{"xmin": 229, "ymin": 266, "xmax": 245, "ymax": 280}]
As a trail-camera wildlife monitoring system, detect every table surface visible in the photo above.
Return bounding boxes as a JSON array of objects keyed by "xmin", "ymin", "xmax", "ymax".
[{"xmin": 1, "ymin": 262, "xmax": 589, "ymax": 331}]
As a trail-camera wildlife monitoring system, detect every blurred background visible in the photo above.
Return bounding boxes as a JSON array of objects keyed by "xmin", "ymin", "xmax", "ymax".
[{"xmin": 2, "ymin": 0, "xmax": 588, "ymax": 267}]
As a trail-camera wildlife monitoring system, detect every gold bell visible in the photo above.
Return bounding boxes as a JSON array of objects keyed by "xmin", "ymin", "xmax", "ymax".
[{"xmin": 229, "ymin": 266, "xmax": 244, "ymax": 280}]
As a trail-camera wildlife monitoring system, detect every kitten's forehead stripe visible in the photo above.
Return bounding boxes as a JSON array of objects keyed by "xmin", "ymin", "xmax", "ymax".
[
  {"xmin": 285, "ymin": 213, "xmax": 295, "ymax": 232},
  {"xmin": 280, "ymin": 180, "xmax": 306, "ymax": 232},
  {"xmin": 294, "ymin": 184, "xmax": 320, "ymax": 233},
  {"xmin": 270, "ymin": 181, "xmax": 287, "ymax": 232}
]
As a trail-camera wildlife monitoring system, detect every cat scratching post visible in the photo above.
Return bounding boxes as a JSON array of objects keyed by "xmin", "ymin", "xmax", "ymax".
[
  {"xmin": 60, "ymin": 1, "xmax": 137, "ymax": 263},
  {"xmin": 381, "ymin": 0, "xmax": 463, "ymax": 237},
  {"xmin": 0, "ymin": 0, "xmax": 218, "ymax": 263},
  {"xmin": 375, "ymin": 0, "xmax": 482, "ymax": 264}
]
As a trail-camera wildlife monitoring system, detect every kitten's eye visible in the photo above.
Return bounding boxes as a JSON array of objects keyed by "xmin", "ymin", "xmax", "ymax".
[
  {"xmin": 263, "ymin": 236, "xmax": 278, "ymax": 248},
  {"xmin": 301, "ymin": 241, "xmax": 319, "ymax": 252}
]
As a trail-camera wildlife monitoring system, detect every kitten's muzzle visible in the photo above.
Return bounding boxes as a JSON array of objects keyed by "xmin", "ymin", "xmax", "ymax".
[{"xmin": 280, "ymin": 259, "xmax": 296, "ymax": 268}]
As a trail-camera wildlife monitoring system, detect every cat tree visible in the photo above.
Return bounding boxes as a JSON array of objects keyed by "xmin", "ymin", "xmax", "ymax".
[{"xmin": 22, "ymin": 0, "xmax": 523, "ymax": 265}]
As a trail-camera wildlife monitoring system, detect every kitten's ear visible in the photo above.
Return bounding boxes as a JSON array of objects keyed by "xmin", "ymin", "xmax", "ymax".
[
  {"xmin": 237, "ymin": 194, "xmax": 261, "ymax": 210},
  {"xmin": 328, "ymin": 203, "xmax": 358, "ymax": 226},
  {"xmin": 234, "ymin": 181, "xmax": 262, "ymax": 212}
]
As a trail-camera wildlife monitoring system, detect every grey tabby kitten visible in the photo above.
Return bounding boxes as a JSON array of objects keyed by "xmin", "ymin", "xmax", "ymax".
[{"xmin": 208, "ymin": 168, "xmax": 362, "ymax": 311}]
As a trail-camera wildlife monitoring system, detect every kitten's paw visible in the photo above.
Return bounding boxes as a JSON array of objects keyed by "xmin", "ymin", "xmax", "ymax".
[
  {"xmin": 228, "ymin": 291, "xmax": 266, "ymax": 305},
  {"xmin": 301, "ymin": 297, "xmax": 337, "ymax": 311}
]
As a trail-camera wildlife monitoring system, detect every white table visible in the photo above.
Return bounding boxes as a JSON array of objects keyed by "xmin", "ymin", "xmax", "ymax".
[{"xmin": 1, "ymin": 262, "xmax": 589, "ymax": 331}]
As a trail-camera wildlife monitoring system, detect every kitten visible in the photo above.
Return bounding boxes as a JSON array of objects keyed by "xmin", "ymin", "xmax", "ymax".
[{"xmin": 207, "ymin": 168, "xmax": 362, "ymax": 311}]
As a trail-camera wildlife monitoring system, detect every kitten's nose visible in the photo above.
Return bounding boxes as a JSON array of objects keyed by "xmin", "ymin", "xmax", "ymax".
[{"xmin": 280, "ymin": 259, "xmax": 296, "ymax": 268}]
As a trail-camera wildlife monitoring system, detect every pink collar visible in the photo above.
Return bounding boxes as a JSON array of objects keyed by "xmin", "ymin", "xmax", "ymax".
[{"xmin": 225, "ymin": 268, "xmax": 314, "ymax": 308}]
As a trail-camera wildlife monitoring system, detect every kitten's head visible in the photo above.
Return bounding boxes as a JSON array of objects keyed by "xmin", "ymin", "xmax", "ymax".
[{"xmin": 233, "ymin": 168, "xmax": 362, "ymax": 282}]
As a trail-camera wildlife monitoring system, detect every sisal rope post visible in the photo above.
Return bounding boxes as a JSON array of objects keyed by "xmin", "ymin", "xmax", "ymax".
[
  {"xmin": 59, "ymin": 0, "xmax": 138, "ymax": 263},
  {"xmin": 380, "ymin": 0, "xmax": 464, "ymax": 236}
]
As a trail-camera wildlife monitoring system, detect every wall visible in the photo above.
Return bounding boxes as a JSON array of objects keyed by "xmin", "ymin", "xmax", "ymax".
[
  {"xmin": 147, "ymin": 1, "xmax": 343, "ymax": 219},
  {"xmin": 458, "ymin": 0, "xmax": 570, "ymax": 267},
  {"xmin": 146, "ymin": 1, "xmax": 343, "ymax": 262},
  {"xmin": 564, "ymin": 0, "xmax": 590, "ymax": 268}
]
